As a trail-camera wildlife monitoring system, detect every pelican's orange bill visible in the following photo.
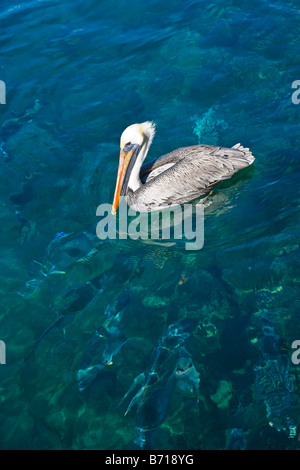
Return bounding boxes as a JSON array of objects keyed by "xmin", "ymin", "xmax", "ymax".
[{"xmin": 111, "ymin": 148, "xmax": 135, "ymax": 215}]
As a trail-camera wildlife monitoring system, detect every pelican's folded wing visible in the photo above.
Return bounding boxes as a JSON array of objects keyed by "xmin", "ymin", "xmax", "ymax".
[{"xmin": 136, "ymin": 144, "xmax": 254, "ymax": 210}]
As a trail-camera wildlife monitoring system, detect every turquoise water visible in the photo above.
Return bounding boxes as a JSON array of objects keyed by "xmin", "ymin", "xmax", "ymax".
[{"xmin": 0, "ymin": 0, "xmax": 300, "ymax": 450}]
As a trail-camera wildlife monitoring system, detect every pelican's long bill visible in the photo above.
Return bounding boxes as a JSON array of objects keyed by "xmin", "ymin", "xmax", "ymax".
[{"xmin": 111, "ymin": 144, "xmax": 140, "ymax": 215}]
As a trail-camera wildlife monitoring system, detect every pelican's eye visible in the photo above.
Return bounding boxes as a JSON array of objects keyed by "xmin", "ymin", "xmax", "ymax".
[{"xmin": 124, "ymin": 141, "xmax": 132, "ymax": 150}]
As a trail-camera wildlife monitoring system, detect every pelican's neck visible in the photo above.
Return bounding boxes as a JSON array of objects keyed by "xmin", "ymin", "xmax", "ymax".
[{"xmin": 127, "ymin": 137, "xmax": 151, "ymax": 192}]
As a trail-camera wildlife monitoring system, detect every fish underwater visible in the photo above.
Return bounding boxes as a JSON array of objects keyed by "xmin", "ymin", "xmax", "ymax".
[
  {"xmin": 77, "ymin": 291, "xmax": 131, "ymax": 391},
  {"xmin": 18, "ymin": 231, "xmax": 98, "ymax": 298},
  {"xmin": 24, "ymin": 273, "xmax": 104, "ymax": 360},
  {"xmin": 120, "ymin": 318, "xmax": 200, "ymax": 449},
  {"xmin": 254, "ymin": 295, "xmax": 296, "ymax": 438}
]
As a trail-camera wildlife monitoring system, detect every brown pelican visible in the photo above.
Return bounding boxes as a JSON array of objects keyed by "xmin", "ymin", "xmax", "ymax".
[{"xmin": 112, "ymin": 121, "xmax": 254, "ymax": 214}]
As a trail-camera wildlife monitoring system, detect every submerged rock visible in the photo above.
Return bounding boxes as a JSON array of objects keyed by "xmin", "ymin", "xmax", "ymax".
[{"xmin": 210, "ymin": 380, "xmax": 233, "ymax": 410}]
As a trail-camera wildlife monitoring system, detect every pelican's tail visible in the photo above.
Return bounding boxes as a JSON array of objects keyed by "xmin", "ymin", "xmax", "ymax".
[{"xmin": 232, "ymin": 143, "xmax": 255, "ymax": 165}]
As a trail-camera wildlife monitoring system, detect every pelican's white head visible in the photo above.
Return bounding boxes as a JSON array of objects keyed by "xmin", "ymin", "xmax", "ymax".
[
  {"xmin": 112, "ymin": 121, "xmax": 156, "ymax": 215},
  {"xmin": 120, "ymin": 121, "xmax": 156, "ymax": 149}
]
